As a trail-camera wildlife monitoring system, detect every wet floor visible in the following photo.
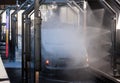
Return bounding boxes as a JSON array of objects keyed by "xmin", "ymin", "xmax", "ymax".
[
  {"xmin": 6, "ymin": 68, "xmax": 21, "ymax": 83},
  {"xmin": 39, "ymin": 68, "xmax": 112, "ymax": 83},
  {"xmin": 5, "ymin": 67, "xmax": 116, "ymax": 83}
]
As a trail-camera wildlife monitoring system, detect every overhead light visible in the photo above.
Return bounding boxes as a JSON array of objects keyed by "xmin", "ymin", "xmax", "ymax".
[
  {"xmin": 27, "ymin": 4, "xmax": 31, "ymax": 7},
  {"xmin": 45, "ymin": 60, "xmax": 50, "ymax": 65},
  {"xmin": 51, "ymin": 0, "xmax": 57, "ymax": 9},
  {"xmin": 83, "ymin": 1, "xmax": 87, "ymax": 10},
  {"xmin": 16, "ymin": 0, "xmax": 20, "ymax": 7},
  {"xmin": 117, "ymin": 14, "xmax": 120, "ymax": 29}
]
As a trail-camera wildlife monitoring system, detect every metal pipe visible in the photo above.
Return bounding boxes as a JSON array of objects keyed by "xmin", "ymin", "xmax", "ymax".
[
  {"xmin": 12, "ymin": 0, "xmax": 30, "ymax": 15},
  {"xmin": 103, "ymin": 0, "xmax": 117, "ymax": 15},
  {"xmin": 102, "ymin": 0, "xmax": 118, "ymax": 76},
  {"xmin": 66, "ymin": 0, "xmax": 84, "ymax": 12},
  {"xmin": 21, "ymin": 8, "xmax": 25, "ymax": 82},
  {"xmin": 0, "ymin": 10, "xmax": 5, "ymax": 15},
  {"xmin": 11, "ymin": 0, "xmax": 31, "ymax": 61},
  {"xmin": 83, "ymin": 0, "xmax": 87, "ymax": 34},
  {"xmin": 0, "ymin": 10, "xmax": 5, "ymax": 41},
  {"xmin": 116, "ymin": 0, "xmax": 120, "ymax": 5},
  {"xmin": 25, "ymin": 17, "xmax": 31, "ymax": 83},
  {"xmin": 22, "ymin": 3, "xmax": 34, "ymax": 83},
  {"xmin": 34, "ymin": 0, "xmax": 42, "ymax": 83},
  {"xmin": 28, "ymin": 10, "xmax": 34, "ymax": 18},
  {"xmin": 0, "ymin": 15, "xmax": 2, "ymax": 41},
  {"xmin": 72, "ymin": 0, "xmax": 84, "ymax": 12},
  {"xmin": 11, "ymin": 12, "xmax": 16, "ymax": 61},
  {"xmin": 11, "ymin": 0, "xmax": 29, "ymax": 43},
  {"xmin": 67, "ymin": 3, "xmax": 78, "ymax": 14}
]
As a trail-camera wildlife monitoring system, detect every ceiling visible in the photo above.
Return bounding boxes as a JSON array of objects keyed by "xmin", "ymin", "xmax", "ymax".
[{"xmin": 0, "ymin": 0, "xmax": 26, "ymax": 5}]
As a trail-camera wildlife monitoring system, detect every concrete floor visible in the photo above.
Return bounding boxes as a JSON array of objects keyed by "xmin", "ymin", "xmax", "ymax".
[{"xmin": 6, "ymin": 68, "xmax": 21, "ymax": 83}]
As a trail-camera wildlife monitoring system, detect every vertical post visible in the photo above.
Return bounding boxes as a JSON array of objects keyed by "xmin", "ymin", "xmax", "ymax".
[
  {"xmin": 22, "ymin": 3, "xmax": 34, "ymax": 83},
  {"xmin": 0, "ymin": 12, "xmax": 3, "ymax": 41},
  {"xmin": 25, "ymin": 17, "xmax": 31, "ymax": 83},
  {"xmin": 83, "ymin": 0, "xmax": 87, "ymax": 32},
  {"xmin": 22, "ymin": 13, "xmax": 25, "ymax": 82},
  {"xmin": 83, "ymin": 0, "xmax": 87, "ymax": 47},
  {"xmin": 16, "ymin": 11, "xmax": 18, "ymax": 48},
  {"xmin": 16, "ymin": 0, "xmax": 19, "ymax": 48},
  {"xmin": 11, "ymin": 14, "xmax": 16, "ymax": 61},
  {"xmin": 113, "ymin": 14, "xmax": 117, "ymax": 76},
  {"xmin": 34, "ymin": 0, "xmax": 42, "ymax": 83}
]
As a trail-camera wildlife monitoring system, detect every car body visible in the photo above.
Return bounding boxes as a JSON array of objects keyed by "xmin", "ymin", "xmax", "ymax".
[{"xmin": 41, "ymin": 28, "xmax": 88, "ymax": 72}]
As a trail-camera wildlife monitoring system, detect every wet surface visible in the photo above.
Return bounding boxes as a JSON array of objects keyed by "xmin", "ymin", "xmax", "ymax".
[
  {"xmin": 39, "ymin": 68, "xmax": 110, "ymax": 83},
  {"xmin": 6, "ymin": 68, "xmax": 21, "ymax": 83},
  {"xmin": 5, "ymin": 67, "xmax": 117, "ymax": 83}
]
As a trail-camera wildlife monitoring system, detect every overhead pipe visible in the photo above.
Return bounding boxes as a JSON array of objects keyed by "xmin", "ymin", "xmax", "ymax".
[
  {"xmin": 67, "ymin": 0, "xmax": 84, "ymax": 12},
  {"xmin": 67, "ymin": 0, "xmax": 87, "ymax": 31},
  {"xmin": 28, "ymin": 10, "xmax": 34, "ymax": 18},
  {"xmin": 27, "ymin": 0, "xmax": 43, "ymax": 18},
  {"xmin": 116, "ymin": 0, "xmax": 120, "ymax": 5},
  {"xmin": 11, "ymin": 0, "xmax": 30, "ymax": 46},
  {"xmin": 102, "ymin": 0, "xmax": 118, "ymax": 76},
  {"xmin": 0, "ymin": 10, "xmax": 5, "ymax": 15},
  {"xmin": 67, "ymin": 3, "xmax": 78, "ymax": 14}
]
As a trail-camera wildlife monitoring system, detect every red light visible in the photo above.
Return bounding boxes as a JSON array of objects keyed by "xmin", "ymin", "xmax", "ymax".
[
  {"xmin": 45, "ymin": 60, "xmax": 50, "ymax": 65},
  {"xmin": 6, "ymin": 42, "xmax": 8, "ymax": 58}
]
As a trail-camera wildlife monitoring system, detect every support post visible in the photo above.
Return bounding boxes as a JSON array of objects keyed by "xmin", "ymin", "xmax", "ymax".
[
  {"xmin": 34, "ymin": 0, "xmax": 42, "ymax": 83},
  {"xmin": 11, "ymin": 13, "xmax": 16, "ymax": 61},
  {"xmin": 11, "ymin": 0, "xmax": 30, "ymax": 61},
  {"xmin": 22, "ymin": 3, "xmax": 34, "ymax": 83},
  {"xmin": 0, "ymin": 11, "xmax": 4, "ymax": 41}
]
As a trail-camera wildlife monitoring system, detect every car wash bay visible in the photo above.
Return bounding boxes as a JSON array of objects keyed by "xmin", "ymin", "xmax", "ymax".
[{"xmin": 0, "ymin": 0, "xmax": 120, "ymax": 83}]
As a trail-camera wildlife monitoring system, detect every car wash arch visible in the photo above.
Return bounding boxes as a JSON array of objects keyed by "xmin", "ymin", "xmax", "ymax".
[
  {"xmin": 22, "ymin": 0, "xmax": 120, "ymax": 82},
  {"xmin": 1, "ymin": 0, "xmax": 119, "ymax": 83}
]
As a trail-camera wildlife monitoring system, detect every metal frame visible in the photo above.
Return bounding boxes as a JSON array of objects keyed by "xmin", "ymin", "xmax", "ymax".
[
  {"xmin": 34, "ymin": 0, "xmax": 42, "ymax": 83},
  {"xmin": 22, "ymin": 3, "xmax": 34, "ymax": 83},
  {"xmin": 116, "ymin": 0, "xmax": 120, "ymax": 5},
  {"xmin": 10, "ymin": 0, "xmax": 31, "ymax": 61},
  {"xmin": 102, "ymin": 0, "xmax": 118, "ymax": 76},
  {"xmin": 0, "ymin": 10, "xmax": 5, "ymax": 41}
]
